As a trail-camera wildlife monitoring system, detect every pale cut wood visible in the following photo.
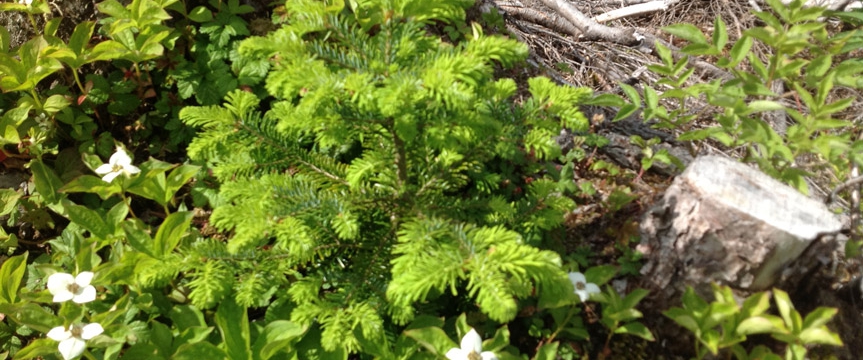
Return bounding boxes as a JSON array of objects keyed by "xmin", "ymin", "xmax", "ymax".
[
  {"xmin": 593, "ymin": 0, "xmax": 681, "ymax": 23},
  {"xmin": 636, "ymin": 155, "xmax": 843, "ymax": 300}
]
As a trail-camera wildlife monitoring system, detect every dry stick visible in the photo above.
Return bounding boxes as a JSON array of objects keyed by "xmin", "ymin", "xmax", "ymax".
[
  {"xmin": 593, "ymin": 0, "xmax": 681, "ymax": 23},
  {"xmin": 828, "ymin": 172, "xmax": 863, "ymax": 205},
  {"xmin": 497, "ymin": 5, "xmax": 582, "ymax": 38},
  {"xmin": 535, "ymin": 0, "xmax": 640, "ymax": 45},
  {"xmin": 598, "ymin": 0, "xmax": 655, "ymax": 5}
]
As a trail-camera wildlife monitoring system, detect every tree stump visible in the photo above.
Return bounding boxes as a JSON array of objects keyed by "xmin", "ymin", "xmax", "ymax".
[
  {"xmin": 638, "ymin": 155, "xmax": 843, "ymax": 297},
  {"xmin": 635, "ymin": 155, "xmax": 846, "ymax": 356}
]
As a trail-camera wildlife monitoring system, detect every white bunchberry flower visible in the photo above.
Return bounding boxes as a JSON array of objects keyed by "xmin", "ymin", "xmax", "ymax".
[
  {"xmin": 445, "ymin": 328, "xmax": 498, "ymax": 360},
  {"xmin": 46, "ymin": 323, "xmax": 103, "ymax": 360},
  {"xmin": 94, "ymin": 147, "xmax": 140, "ymax": 183},
  {"xmin": 47, "ymin": 272, "xmax": 96, "ymax": 304},
  {"xmin": 568, "ymin": 272, "xmax": 600, "ymax": 302}
]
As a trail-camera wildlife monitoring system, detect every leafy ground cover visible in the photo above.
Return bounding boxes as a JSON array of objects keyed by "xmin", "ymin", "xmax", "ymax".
[{"xmin": 0, "ymin": 0, "xmax": 861, "ymax": 359}]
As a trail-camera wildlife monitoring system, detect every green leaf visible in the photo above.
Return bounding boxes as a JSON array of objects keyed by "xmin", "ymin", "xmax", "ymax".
[
  {"xmin": 534, "ymin": 342, "xmax": 559, "ymax": 360},
  {"xmin": 170, "ymin": 304, "xmax": 207, "ymax": 331},
  {"xmin": 60, "ymin": 175, "xmax": 121, "ymax": 199},
  {"xmin": 0, "ymin": 252, "xmax": 27, "ymax": 304},
  {"xmin": 737, "ymin": 316, "xmax": 784, "ymax": 335},
  {"xmin": 817, "ymin": 97, "xmax": 853, "ymax": 118},
  {"xmin": 663, "ymin": 24, "xmax": 708, "ymax": 44},
  {"xmin": 0, "ymin": 189, "xmax": 22, "ymax": 216},
  {"xmin": 252, "ymin": 320, "xmax": 307, "ymax": 360},
  {"xmin": 584, "ymin": 265, "xmax": 617, "ymax": 286},
  {"xmin": 105, "ymin": 201, "xmax": 129, "ymax": 233},
  {"xmin": 663, "ymin": 308, "xmax": 699, "ymax": 333},
  {"xmin": 485, "ymin": 326, "xmax": 510, "ymax": 352},
  {"xmin": 742, "ymin": 100, "xmax": 784, "ymax": 115},
  {"xmin": 682, "ymin": 43, "xmax": 719, "ymax": 56},
  {"xmin": 712, "ymin": 16, "xmax": 728, "ymax": 50},
  {"xmin": 215, "ymin": 297, "xmax": 252, "ymax": 360},
  {"xmin": 772, "ymin": 289, "xmax": 798, "ymax": 331},
  {"xmin": 63, "ymin": 199, "xmax": 111, "ymax": 239},
  {"xmin": 806, "ymin": 55, "xmax": 832, "ymax": 79},
  {"xmin": 740, "ymin": 291, "xmax": 772, "ymax": 318},
  {"xmin": 165, "ymin": 164, "xmax": 200, "ymax": 204},
  {"xmin": 0, "ymin": 26, "xmax": 9, "ymax": 51},
  {"xmin": 797, "ymin": 327, "xmax": 842, "ymax": 346},
  {"xmin": 122, "ymin": 219, "xmax": 157, "ymax": 258},
  {"xmin": 619, "ymin": 83, "xmax": 641, "ymax": 104},
  {"xmin": 95, "ymin": 0, "xmax": 129, "ymax": 18},
  {"xmin": 586, "ymin": 93, "xmax": 625, "ymax": 107},
  {"xmin": 404, "ymin": 327, "xmax": 458, "ymax": 356},
  {"xmin": 43, "ymin": 94, "xmax": 71, "ymax": 113},
  {"xmin": 654, "ymin": 41, "xmax": 673, "ymax": 66},
  {"xmin": 613, "ymin": 104, "xmax": 639, "ymax": 122},
  {"xmin": 188, "ymin": 6, "xmax": 213, "ymax": 22},
  {"xmin": 30, "ymin": 159, "xmax": 64, "ymax": 204},
  {"xmin": 175, "ymin": 326, "xmax": 214, "ymax": 348},
  {"xmin": 153, "ymin": 211, "xmax": 193, "ymax": 257},
  {"xmin": 727, "ymin": 36, "xmax": 753, "ymax": 68},
  {"xmin": 68, "ymin": 21, "xmax": 95, "ymax": 55},
  {"xmin": 8, "ymin": 338, "xmax": 58, "ymax": 360},
  {"xmin": 614, "ymin": 322, "xmax": 655, "ymax": 341},
  {"xmin": 801, "ymin": 307, "xmax": 837, "ymax": 330},
  {"xmin": 174, "ymin": 341, "xmax": 228, "ymax": 360},
  {"xmin": 621, "ymin": 288, "xmax": 649, "ymax": 310},
  {"xmin": 1, "ymin": 302, "xmax": 59, "ymax": 332}
]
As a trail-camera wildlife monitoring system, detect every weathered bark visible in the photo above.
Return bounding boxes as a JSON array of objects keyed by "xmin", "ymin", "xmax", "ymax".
[
  {"xmin": 637, "ymin": 155, "xmax": 843, "ymax": 300},
  {"xmin": 535, "ymin": 0, "xmax": 643, "ymax": 45},
  {"xmin": 635, "ymin": 155, "xmax": 848, "ymax": 356}
]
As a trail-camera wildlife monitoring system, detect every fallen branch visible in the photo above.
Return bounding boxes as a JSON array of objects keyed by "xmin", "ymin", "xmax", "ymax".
[
  {"xmin": 497, "ymin": 4, "xmax": 583, "ymax": 38},
  {"xmin": 593, "ymin": 0, "xmax": 680, "ymax": 23},
  {"xmin": 535, "ymin": 0, "xmax": 641, "ymax": 45}
]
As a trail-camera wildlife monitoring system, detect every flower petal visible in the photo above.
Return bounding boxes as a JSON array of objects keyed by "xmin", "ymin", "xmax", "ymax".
[
  {"xmin": 109, "ymin": 148, "xmax": 132, "ymax": 166},
  {"xmin": 124, "ymin": 164, "xmax": 141, "ymax": 175},
  {"xmin": 80, "ymin": 323, "xmax": 104, "ymax": 340},
  {"xmin": 94, "ymin": 164, "xmax": 113, "ymax": 175},
  {"xmin": 73, "ymin": 285, "xmax": 97, "ymax": 304},
  {"xmin": 585, "ymin": 283, "xmax": 601, "ymax": 296},
  {"xmin": 74, "ymin": 272, "xmax": 94, "ymax": 287},
  {"xmin": 53, "ymin": 291, "xmax": 75, "ymax": 303},
  {"xmin": 568, "ymin": 272, "xmax": 586, "ymax": 286},
  {"xmin": 101, "ymin": 171, "xmax": 121, "ymax": 183},
  {"xmin": 445, "ymin": 348, "xmax": 468, "ymax": 360},
  {"xmin": 46, "ymin": 326, "xmax": 71, "ymax": 341},
  {"xmin": 481, "ymin": 351, "xmax": 499, "ymax": 360},
  {"xmin": 575, "ymin": 289, "xmax": 589, "ymax": 302},
  {"xmin": 47, "ymin": 273, "xmax": 74, "ymax": 295},
  {"xmin": 461, "ymin": 329, "xmax": 483, "ymax": 354},
  {"xmin": 57, "ymin": 337, "xmax": 87, "ymax": 360}
]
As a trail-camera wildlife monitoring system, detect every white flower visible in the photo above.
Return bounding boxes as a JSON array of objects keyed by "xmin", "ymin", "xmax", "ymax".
[
  {"xmin": 568, "ymin": 272, "xmax": 600, "ymax": 302},
  {"xmin": 46, "ymin": 323, "xmax": 103, "ymax": 360},
  {"xmin": 47, "ymin": 272, "xmax": 96, "ymax": 304},
  {"xmin": 445, "ymin": 328, "xmax": 498, "ymax": 360},
  {"xmin": 94, "ymin": 147, "xmax": 140, "ymax": 183},
  {"xmin": 19, "ymin": 0, "xmax": 33, "ymax": 5}
]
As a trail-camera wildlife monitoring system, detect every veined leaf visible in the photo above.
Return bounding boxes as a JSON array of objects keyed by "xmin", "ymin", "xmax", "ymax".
[
  {"xmin": 153, "ymin": 211, "xmax": 193, "ymax": 257},
  {"xmin": 215, "ymin": 297, "xmax": 252, "ymax": 360},
  {"xmin": 31, "ymin": 160, "xmax": 64, "ymax": 204},
  {"xmin": 663, "ymin": 23, "xmax": 708, "ymax": 44},
  {"xmin": 0, "ymin": 252, "xmax": 27, "ymax": 304}
]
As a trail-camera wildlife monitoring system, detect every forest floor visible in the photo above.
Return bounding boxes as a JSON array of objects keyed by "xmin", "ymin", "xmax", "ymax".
[{"xmin": 493, "ymin": 0, "xmax": 863, "ymax": 358}]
